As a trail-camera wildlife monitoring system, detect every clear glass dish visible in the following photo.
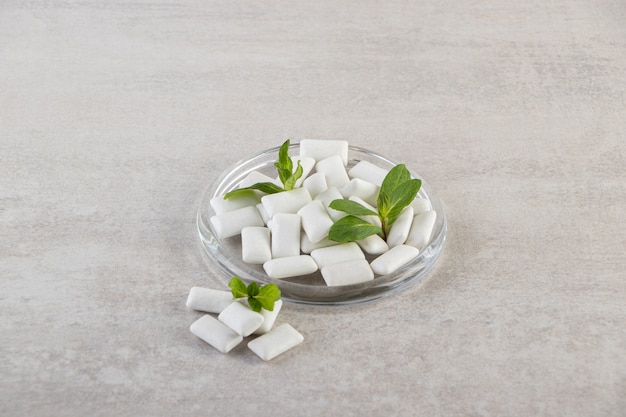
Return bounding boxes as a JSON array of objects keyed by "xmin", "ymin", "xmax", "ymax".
[{"xmin": 197, "ymin": 143, "xmax": 447, "ymax": 305}]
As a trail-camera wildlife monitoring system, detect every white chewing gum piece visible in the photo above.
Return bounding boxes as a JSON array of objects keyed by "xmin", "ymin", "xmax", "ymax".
[
  {"xmin": 238, "ymin": 171, "xmax": 282, "ymax": 189},
  {"xmin": 248, "ymin": 323, "xmax": 304, "ymax": 361},
  {"xmin": 340, "ymin": 178, "xmax": 379, "ymax": 207},
  {"xmin": 405, "ymin": 210, "xmax": 437, "ymax": 250},
  {"xmin": 370, "ymin": 245, "xmax": 420, "ymax": 275},
  {"xmin": 190, "ymin": 314, "xmax": 243, "ymax": 353},
  {"xmin": 254, "ymin": 299, "xmax": 283, "ymax": 335},
  {"xmin": 269, "ymin": 213, "xmax": 301, "ymax": 258},
  {"xmin": 302, "ymin": 172, "xmax": 328, "ymax": 199},
  {"xmin": 310, "ymin": 242, "xmax": 365, "ymax": 269},
  {"xmin": 348, "ymin": 160, "xmax": 389, "ymax": 187},
  {"xmin": 218, "ymin": 301, "xmax": 265, "ymax": 337},
  {"xmin": 300, "ymin": 234, "xmax": 340, "ymax": 254},
  {"xmin": 410, "ymin": 197, "xmax": 431, "ymax": 214},
  {"xmin": 356, "ymin": 234, "xmax": 389, "ymax": 255},
  {"xmin": 210, "ymin": 206, "xmax": 264, "ymax": 239},
  {"xmin": 241, "ymin": 226, "xmax": 271, "ymax": 264},
  {"xmin": 299, "ymin": 139, "xmax": 349, "ymax": 166},
  {"xmin": 210, "ymin": 192, "xmax": 260, "ymax": 215},
  {"xmin": 263, "ymin": 255, "xmax": 318, "ymax": 279},
  {"xmin": 297, "ymin": 200, "xmax": 334, "ymax": 244},
  {"xmin": 321, "ymin": 259, "xmax": 374, "ymax": 286},
  {"xmin": 315, "ymin": 155, "xmax": 350, "ymax": 189},
  {"xmin": 186, "ymin": 287, "xmax": 234, "ymax": 314},
  {"xmin": 386, "ymin": 206, "xmax": 414, "ymax": 247},
  {"xmin": 348, "ymin": 196, "xmax": 382, "ymax": 228},
  {"xmin": 261, "ymin": 187, "xmax": 312, "ymax": 217},
  {"xmin": 315, "ymin": 187, "xmax": 347, "ymax": 221}
]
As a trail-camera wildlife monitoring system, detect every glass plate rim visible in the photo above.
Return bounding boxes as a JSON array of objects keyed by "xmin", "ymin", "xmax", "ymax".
[{"xmin": 196, "ymin": 142, "xmax": 447, "ymax": 306}]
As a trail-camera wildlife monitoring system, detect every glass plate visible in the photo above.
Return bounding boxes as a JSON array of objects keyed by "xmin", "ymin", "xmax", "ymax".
[{"xmin": 197, "ymin": 143, "xmax": 447, "ymax": 305}]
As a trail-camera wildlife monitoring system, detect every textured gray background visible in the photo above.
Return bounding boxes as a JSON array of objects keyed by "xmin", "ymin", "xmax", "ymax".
[{"xmin": 1, "ymin": 1, "xmax": 625, "ymax": 416}]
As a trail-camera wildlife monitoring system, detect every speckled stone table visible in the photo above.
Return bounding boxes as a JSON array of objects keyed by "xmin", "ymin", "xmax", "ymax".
[{"xmin": 1, "ymin": 1, "xmax": 625, "ymax": 416}]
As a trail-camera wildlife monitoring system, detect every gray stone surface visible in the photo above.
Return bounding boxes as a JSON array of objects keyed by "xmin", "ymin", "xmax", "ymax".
[{"xmin": 1, "ymin": 1, "xmax": 625, "ymax": 416}]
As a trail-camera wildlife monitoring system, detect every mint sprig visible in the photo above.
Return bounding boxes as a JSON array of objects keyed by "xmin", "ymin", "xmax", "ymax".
[
  {"xmin": 275, "ymin": 139, "xmax": 303, "ymax": 191},
  {"xmin": 377, "ymin": 165, "xmax": 421, "ymax": 230},
  {"xmin": 328, "ymin": 164, "xmax": 421, "ymax": 242},
  {"xmin": 228, "ymin": 277, "xmax": 281, "ymax": 312},
  {"xmin": 224, "ymin": 139, "xmax": 302, "ymax": 199}
]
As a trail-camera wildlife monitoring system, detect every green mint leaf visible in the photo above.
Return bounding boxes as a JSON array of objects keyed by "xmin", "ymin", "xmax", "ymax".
[
  {"xmin": 328, "ymin": 215, "xmax": 382, "ymax": 242},
  {"xmin": 278, "ymin": 139, "xmax": 293, "ymax": 169},
  {"xmin": 246, "ymin": 281, "xmax": 260, "ymax": 297},
  {"xmin": 256, "ymin": 284, "xmax": 281, "ymax": 311},
  {"xmin": 275, "ymin": 166, "xmax": 292, "ymax": 186},
  {"xmin": 274, "ymin": 139, "xmax": 293, "ymax": 185},
  {"xmin": 228, "ymin": 277, "xmax": 248, "ymax": 299},
  {"xmin": 377, "ymin": 164, "xmax": 411, "ymax": 217},
  {"xmin": 329, "ymin": 199, "xmax": 378, "ymax": 216},
  {"xmin": 221, "ymin": 189, "xmax": 257, "ymax": 200},
  {"xmin": 384, "ymin": 178, "xmax": 422, "ymax": 226},
  {"xmin": 273, "ymin": 139, "xmax": 303, "ymax": 191},
  {"xmin": 283, "ymin": 160, "xmax": 303, "ymax": 191},
  {"xmin": 224, "ymin": 182, "xmax": 284, "ymax": 199},
  {"xmin": 247, "ymin": 297, "xmax": 262, "ymax": 312}
]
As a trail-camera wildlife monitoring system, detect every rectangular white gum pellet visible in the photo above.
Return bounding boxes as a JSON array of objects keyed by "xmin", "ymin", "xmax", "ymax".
[
  {"xmin": 321, "ymin": 259, "xmax": 374, "ymax": 286},
  {"xmin": 190, "ymin": 314, "xmax": 243, "ymax": 353},
  {"xmin": 315, "ymin": 187, "xmax": 347, "ymax": 221},
  {"xmin": 356, "ymin": 233, "xmax": 389, "ymax": 255},
  {"xmin": 263, "ymin": 255, "xmax": 318, "ymax": 279},
  {"xmin": 300, "ymin": 139, "xmax": 349, "ymax": 165},
  {"xmin": 315, "ymin": 155, "xmax": 350, "ymax": 189},
  {"xmin": 210, "ymin": 206, "xmax": 264, "ymax": 239},
  {"xmin": 241, "ymin": 226, "xmax": 271, "ymax": 264},
  {"xmin": 210, "ymin": 192, "xmax": 260, "ymax": 215},
  {"xmin": 310, "ymin": 242, "xmax": 365, "ymax": 269},
  {"xmin": 301, "ymin": 234, "xmax": 340, "ymax": 254},
  {"xmin": 261, "ymin": 187, "xmax": 312, "ymax": 217},
  {"xmin": 238, "ymin": 170, "xmax": 282, "ymax": 189},
  {"xmin": 248, "ymin": 323, "xmax": 304, "ymax": 361},
  {"xmin": 348, "ymin": 196, "xmax": 382, "ymax": 228},
  {"xmin": 370, "ymin": 244, "xmax": 419, "ymax": 275},
  {"xmin": 218, "ymin": 301, "xmax": 265, "ymax": 337},
  {"xmin": 348, "ymin": 160, "xmax": 389, "ymax": 187},
  {"xmin": 186, "ymin": 287, "xmax": 234, "ymax": 313},
  {"xmin": 340, "ymin": 178, "xmax": 379, "ymax": 207},
  {"xmin": 254, "ymin": 299, "xmax": 283, "ymax": 335},
  {"xmin": 405, "ymin": 210, "xmax": 437, "ymax": 250},
  {"xmin": 297, "ymin": 200, "xmax": 334, "ymax": 244},
  {"xmin": 386, "ymin": 206, "xmax": 414, "ymax": 248},
  {"xmin": 302, "ymin": 172, "xmax": 328, "ymax": 199},
  {"xmin": 269, "ymin": 213, "xmax": 301, "ymax": 258},
  {"xmin": 410, "ymin": 197, "xmax": 431, "ymax": 214}
]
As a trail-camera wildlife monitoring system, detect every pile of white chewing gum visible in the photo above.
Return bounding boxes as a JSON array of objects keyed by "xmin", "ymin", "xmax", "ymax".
[
  {"xmin": 187, "ymin": 287, "xmax": 303, "ymax": 361},
  {"xmin": 209, "ymin": 139, "xmax": 438, "ymax": 286}
]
